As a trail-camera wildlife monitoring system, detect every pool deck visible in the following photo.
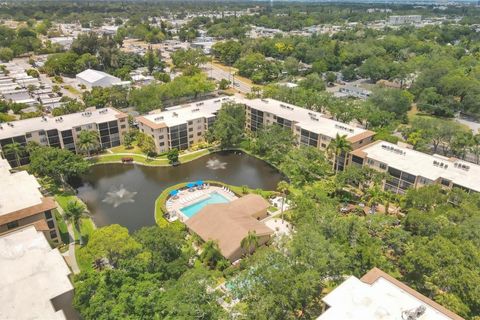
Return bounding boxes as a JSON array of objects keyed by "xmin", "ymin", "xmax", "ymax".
[{"xmin": 166, "ymin": 186, "xmax": 238, "ymax": 222}]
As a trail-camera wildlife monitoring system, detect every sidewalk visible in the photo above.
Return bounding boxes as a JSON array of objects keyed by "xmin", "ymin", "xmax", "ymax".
[{"xmin": 57, "ymin": 205, "xmax": 81, "ymax": 274}]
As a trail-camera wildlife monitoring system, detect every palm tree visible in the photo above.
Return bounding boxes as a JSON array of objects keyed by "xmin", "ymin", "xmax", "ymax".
[
  {"xmin": 362, "ymin": 185, "xmax": 384, "ymax": 214},
  {"xmin": 3, "ymin": 142, "xmax": 25, "ymax": 167},
  {"xmin": 327, "ymin": 134, "xmax": 352, "ymax": 173},
  {"xmin": 64, "ymin": 200, "xmax": 88, "ymax": 245},
  {"xmin": 77, "ymin": 130, "xmax": 100, "ymax": 156},
  {"xmin": 240, "ymin": 230, "xmax": 259, "ymax": 257},
  {"xmin": 276, "ymin": 180, "xmax": 289, "ymax": 220},
  {"xmin": 200, "ymin": 240, "xmax": 223, "ymax": 269}
]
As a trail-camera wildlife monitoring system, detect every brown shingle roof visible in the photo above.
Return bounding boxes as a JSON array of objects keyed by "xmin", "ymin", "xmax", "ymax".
[
  {"xmin": 0, "ymin": 197, "xmax": 56, "ymax": 225},
  {"xmin": 185, "ymin": 195, "xmax": 273, "ymax": 260},
  {"xmin": 347, "ymin": 130, "xmax": 376, "ymax": 144},
  {"xmin": 361, "ymin": 268, "xmax": 464, "ymax": 320}
]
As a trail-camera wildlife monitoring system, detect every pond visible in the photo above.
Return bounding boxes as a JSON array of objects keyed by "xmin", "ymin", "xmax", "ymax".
[{"xmin": 71, "ymin": 151, "xmax": 284, "ymax": 231}]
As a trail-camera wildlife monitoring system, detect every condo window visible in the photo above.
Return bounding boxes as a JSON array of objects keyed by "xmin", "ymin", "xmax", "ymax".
[
  {"xmin": 160, "ymin": 142, "xmax": 164, "ymax": 146},
  {"xmin": 76, "ymin": 127, "xmax": 81, "ymax": 132},
  {"xmin": 50, "ymin": 230, "xmax": 57, "ymax": 239},
  {"xmin": 45, "ymin": 210, "xmax": 52, "ymax": 219},
  {"xmin": 26, "ymin": 133, "xmax": 32, "ymax": 138},
  {"xmin": 197, "ymin": 132, "xmax": 201, "ymax": 136},
  {"xmin": 188, "ymin": 128, "xmax": 193, "ymax": 132},
  {"xmin": 379, "ymin": 163, "xmax": 387, "ymax": 170},
  {"xmin": 188, "ymin": 121, "xmax": 193, "ymax": 125},
  {"xmin": 159, "ymin": 135, "xmax": 164, "ymax": 139},
  {"xmin": 121, "ymin": 125, "xmax": 126, "ymax": 129},
  {"xmin": 7, "ymin": 221, "xmax": 19, "ymax": 229},
  {"xmin": 47, "ymin": 220, "xmax": 55, "ymax": 229},
  {"xmin": 189, "ymin": 134, "xmax": 193, "ymax": 139}
]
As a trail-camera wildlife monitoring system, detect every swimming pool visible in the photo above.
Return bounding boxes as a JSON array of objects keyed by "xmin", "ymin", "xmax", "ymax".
[{"xmin": 180, "ymin": 192, "xmax": 230, "ymax": 218}]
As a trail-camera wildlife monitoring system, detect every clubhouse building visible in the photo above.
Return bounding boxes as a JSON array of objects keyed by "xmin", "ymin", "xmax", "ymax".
[{"xmin": 0, "ymin": 107, "xmax": 129, "ymax": 167}]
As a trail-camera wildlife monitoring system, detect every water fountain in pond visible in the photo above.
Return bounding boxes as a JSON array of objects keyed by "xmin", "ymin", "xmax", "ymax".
[
  {"xmin": 206, "ymin": 158, "xmax": 227, "ymax": 170},
  {"xmin": 102, "ymin": 184, "xmax": 137, "ymax": 208}
]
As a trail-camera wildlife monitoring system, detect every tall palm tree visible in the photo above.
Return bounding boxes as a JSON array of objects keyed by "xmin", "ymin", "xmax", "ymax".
[
  {"xmin": 200, "ymin": 240, "xmax": 223, "ymax": 269},
  {"xmin": 276, "ymin": 180, "xmax": 290, "ymax": 220},
  {"xmin": 362, "ymin": 185, "xmax": 384, "ymax": 214},
  {"xmin": 327, "ymin": 134, "xmax": 352, "ymax": 174},
  {"xmin": 77, "ymin": 130, "xmax": 100, "ymax": 156},
  {"xmin": 240, "ymin": 230, "xmax": 259, "ymax": 257},
  {"xmin": 64, "ymin": 200, "xmax": 88, "ymax": 245},
  {"xmin": 3, "ymin": 142, "xmax": 25, "ymax": 167}
]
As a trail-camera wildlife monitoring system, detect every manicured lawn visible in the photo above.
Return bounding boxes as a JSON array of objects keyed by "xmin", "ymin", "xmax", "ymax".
[
  {"xmin": 63, "ymin": 84, "xmax": 80, "ymax": 95},
  {"xmin": 73, "ymin": 218, "xmax": 96, "ymax": 243},
  {"xmin": 90, "ymin": 154, "xmax": 169, "ymax": 165},
  {"xmin": 179, "ymin": 149, "xmax": 211, "ymax": 163},
  {"xmin": 109, "ymin": 144, "xmax": 144, "ymax": 155},
  {"xmin": 54, "ymin": 209, "xmax": 70, "ymax": 244},
  {"xmin": 54, "ymin": 193, "xmax": 79, "ymax": 210}
]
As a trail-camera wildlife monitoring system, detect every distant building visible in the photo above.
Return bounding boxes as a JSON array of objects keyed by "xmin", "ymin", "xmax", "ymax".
[
  {"xmin": 0, "ymin": 159, "xmax": 60, "ymax": 243},
  {"xmin": 388, "ymin": 15, "xmax": 422, "ymax": 25},
  {"xmin": 191, "ymin": 41, "xmax": 215, "ymax": 54},
  {"xmin": 335, "ymin": 85, "xmax": 372, "ymax": 100},
  {"xmin": 0, "ymin": 107, "xmax": 129, "ymax": 167},
  {"xmin": 185, "ymin": 194, "xmax": 273, "ymax": 261},
  {"xmin": 48, "ymin": 36, "xmax": 74, "ymax": 50},
  {"xmin": 349, "ymin": 140, "xmax": 480, "ymax": 194},
  {"xmin": 76, "ymin": 69, "xmax": 129, "ymax": 89},
  {"xmin": 0, "ymin": 226, "xmax": 74, "ymax": 319},
  {"xmin": 317, "ymin": 267, "xmax": 464, "ymax": 320}
]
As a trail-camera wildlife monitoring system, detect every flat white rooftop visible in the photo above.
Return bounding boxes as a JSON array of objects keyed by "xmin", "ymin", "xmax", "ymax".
[
  {"xmin": 0, "ymin": 107, "xmax": 124, "ymax": 139},
  {"xmin": 238, "ymin": 97, "xmax": 369, "ymax": 139},
  {"xmin": 358, "ymin": 141, "xmax": 480, "ymax": 192},
  {"xmin": 0, "ymin": 159, "xmax": 43, "ymax": 216},
  {"xmin": 0, "ymin": 226, "xmax": 73, "ymax": 320},
  {"xmin": 140, "ymin": 97, "xmax": 233, "ymax": 128},
  {"xmin": 318, "ymin": 268, "xmax": 462, "ymax": 320}
]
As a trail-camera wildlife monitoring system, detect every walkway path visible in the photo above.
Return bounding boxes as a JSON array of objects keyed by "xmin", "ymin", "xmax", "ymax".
[{"xmin": 57, "ymin": 205, "xmax": 81, "ymax": 274}]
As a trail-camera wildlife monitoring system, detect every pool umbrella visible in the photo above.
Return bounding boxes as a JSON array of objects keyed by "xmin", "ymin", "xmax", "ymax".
[
  {"xmin": 196, "ymin": 180, "xmax": 204, "ymax": 186},
  {"xmin": 169, "ymin": 190, "xmax": 179, "ymax": 196},
  {"xmin": 186, "ymin": 182, "xmax": 196, "ymax": 188}
]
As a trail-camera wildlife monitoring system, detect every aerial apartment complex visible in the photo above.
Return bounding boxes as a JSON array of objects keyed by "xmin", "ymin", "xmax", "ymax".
[
  {"xmin": 318, "ymin": 267, "xmax": 463, "ymax": 320},
  {"xmin": 0, "ymin": 107, "xmax": 129, "ymax": 167},
  {"xmin": 0, "ymin": 158, "xmax": 60, "ymax": 243},
  {"xmin": 241, "ymin": 97, "xmax": 375, "ymax": 171},
  {"xmin": 136, "ymin": 97, "xmax": 375, "ymax": 167},
  {"xmin": 350, "ymin": 140, "xmax": 480, "ymax": 194},
  {"xmin": 137, "ymin": 97, "xmax": 231, "ymax": 153}
]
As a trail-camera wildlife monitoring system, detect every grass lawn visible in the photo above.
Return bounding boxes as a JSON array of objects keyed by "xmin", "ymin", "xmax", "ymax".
[
  {"xmin": 54, "ymin": 209, "xmax": 70, "ymax": 244},
  {"xmin": 109, "ymin": 144, "xmax": 145, "ymax": 155},
  {"xmin": 72, "ymin": 218, "xmax": 96, "ymax": 243},
  {"xmin": 54, "ymin": 193, "xmax": 79, "ymax": 210},
  {"xmin": 63, "ymin": 84, "xmax": 80, "ymax": 95},
  {"xmin": 179, "ymin": 149, "xmax": 211, "ymax": 163},
  {"xmin": 90, "ymin": 154, "xmax": 169, "ymax": 165}
]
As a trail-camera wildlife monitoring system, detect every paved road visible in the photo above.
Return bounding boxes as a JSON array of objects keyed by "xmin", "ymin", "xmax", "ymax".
[{"xmin": 203, "ymin": 63, "xmax": 252, "ymax": 93}]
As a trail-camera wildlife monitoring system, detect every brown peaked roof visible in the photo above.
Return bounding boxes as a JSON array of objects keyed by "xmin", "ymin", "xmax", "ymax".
[
  {"xmin": 185, "ymin": 194, "xmax": 273, "ymax": 260},
  {"xmin": 361, "ymin": 268, "xmax": 464, "ymax": 320},
  {"xmin": 347, "ymin": 130, "xmax": 376, "ymax": 144},
  {"xmin": 0, "ymin": 197, "xmax": 56, "ymax": 226}
]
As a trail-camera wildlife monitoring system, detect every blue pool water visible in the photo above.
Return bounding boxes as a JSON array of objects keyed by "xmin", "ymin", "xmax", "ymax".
[{"xmin": 180, "ymin": 192, "xmax": 230, "ymax": 218}]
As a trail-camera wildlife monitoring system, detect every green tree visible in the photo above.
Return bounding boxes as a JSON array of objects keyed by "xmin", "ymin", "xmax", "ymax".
[
  {"xmin": 0, "ymin": 47, "xmax": 14, "ymax": 62},
  {"xmin": 369, "ymin": 88, "xmax": 413, "ymax": 120},
  {"xmin": 251, "ymin": 125, "xmax": 296, "ymax": 165},
  {"xmin": 276, "ymin": 180, "xmax": 290, "ymax": 219},
  {"xmin": 327, "ymin": 134, "xmax": 352, "ymax": 173},
  {"xmin": 3, "ymin": 142, "xmax": 25, "ymax": 167},
  {"xmin": 77, "ymin": 130, "xmax": 100, "ymax": 156},
  {"xmin": 280, "ymin": 146, "xmax": 331, "ymax": 187},
  {"xmin": 29, "ymin": 146, "xmax": 89, "ymax": 184},
  {"xmin": 171, "ymin": 48, "xmax": 208, "ymax": 75},
  {"xmin": 240, "ymin": 230, "xmax": 260, "ymax": 257},
  {"xmin": 64, "ymin": 200, "xmax": 89, "ymax": 245},
  {"xmin": 84, "ymin": 224, "xmax": 142, "ymax": 268},
  {"xmin": 211, "ymin": 40, "xmax": 242, "ymax": 65},
  {"xmin": 211, "ymin": 102, "xmax": 245, "ymax": 148},
  {"xmin": 167, "ymin": 148, "xmax": 179, "ymax": 164},
  {"xmin": 200, "ymin": 240, "xmax": 223, "ymax": 269}
]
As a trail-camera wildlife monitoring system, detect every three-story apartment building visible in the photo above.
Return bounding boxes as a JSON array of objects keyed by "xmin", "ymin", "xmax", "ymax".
[
  {"xmin": 0, "ymin": 107, "xmax": 129, "ymax": 167},
  {"xmin": 349, "ymin": 140, "xmax": 480, "ymax": 194},
  {"xmin": 136, "ymin": 97, "xmax": 231, "ymax": 153}
]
